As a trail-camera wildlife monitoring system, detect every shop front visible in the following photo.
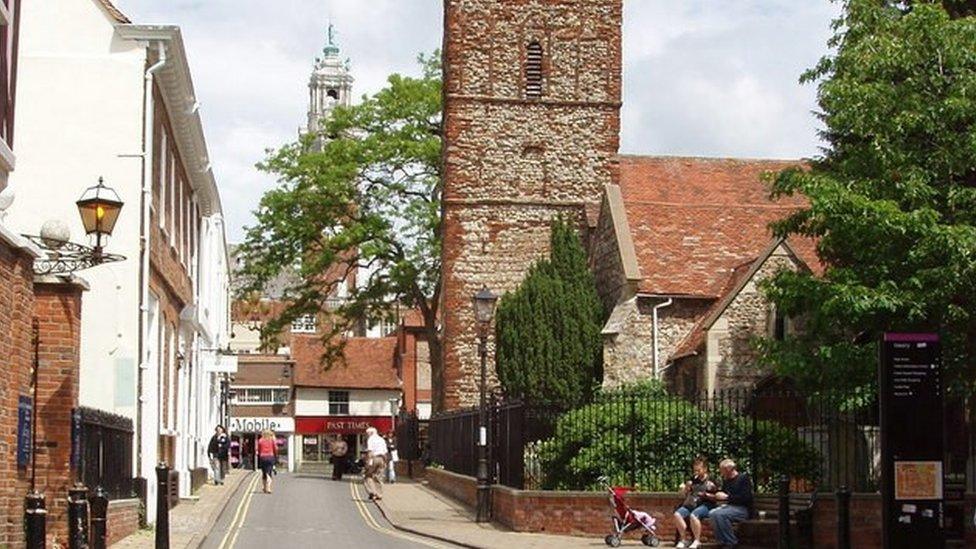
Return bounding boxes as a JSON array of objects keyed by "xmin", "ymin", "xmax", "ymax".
[
  {"xmin": 229, "ymin": 416, "xmax": 295, "ymax": 472},
  {"xmin": 295, "ymin": 416, "xmax": 393, "ymax": 467}
]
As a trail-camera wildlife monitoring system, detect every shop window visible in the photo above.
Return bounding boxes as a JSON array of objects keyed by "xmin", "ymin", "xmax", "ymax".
[{"xmin": 328, "ymin": 390, "xmax": 349, "ymax": 415}]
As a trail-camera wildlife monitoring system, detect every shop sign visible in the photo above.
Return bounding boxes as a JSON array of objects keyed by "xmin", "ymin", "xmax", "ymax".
[
  {"xmin": 230, "ymin": 416, "xmax": 294, "ymax": 433},
  {"xmin": 295, "ymin": 416, "xmax": 393, "ymax": 434}
]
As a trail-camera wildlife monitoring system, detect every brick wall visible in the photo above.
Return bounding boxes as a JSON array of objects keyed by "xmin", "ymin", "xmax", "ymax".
[
  {"xmin": 439, "ymin": 0, "xmax": 622, "ymax": 410},
  {"xmin": 427, "ymin": 470, "xmax": 976, "ymax": 546},
  {"xmin": 32, "ymin": 280, "xmax": 84, "ymax": 546},
  {"xmin": 0, "ymin": 241, "xmax": 36, "ymax": 549},
  {"xmin": 106, "ymin": 498, "xmax": 140, "ymax": 546}
]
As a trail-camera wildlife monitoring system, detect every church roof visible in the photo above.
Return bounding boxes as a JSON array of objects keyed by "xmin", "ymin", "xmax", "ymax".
[{"xmin": 616, "ymin": 155, "xmax": 820, "ymax": 297}]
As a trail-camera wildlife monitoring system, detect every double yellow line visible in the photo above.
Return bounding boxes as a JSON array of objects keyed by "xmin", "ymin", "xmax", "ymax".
[
  {"xmin": 217, "ymin": 472, "xmax": 260, "ymax": 549},
  {"xmin": 348, "ymin": 482, "xmax": 445, "ymax": 548}
]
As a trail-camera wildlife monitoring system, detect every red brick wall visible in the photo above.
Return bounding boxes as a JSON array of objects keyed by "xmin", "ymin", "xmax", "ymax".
[
  {"xmin": 0, "ymin": 242, "xmax": 36, "ymax": 549},
  {"xmin": 106, "ymin": 498, "xmax": 140, "ymax": 546},
  {"xmin": 439, "ymin": 0, "xmax": 623, "ymax": 410},
  {"xmin": 426, "ymin": 468, "xmax": 477, "ymax": 509},
  {"xmin": 32, "ymin": 281, "xmax": 84, "ymax": 546}
]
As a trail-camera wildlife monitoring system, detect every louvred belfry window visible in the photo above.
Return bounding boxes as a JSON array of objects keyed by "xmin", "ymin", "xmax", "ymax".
[{"xmin": 525, "ymin": 41, "xmax": 543, "ymax": 99}]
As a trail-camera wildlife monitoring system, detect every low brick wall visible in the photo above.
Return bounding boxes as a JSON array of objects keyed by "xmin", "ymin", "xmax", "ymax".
[
  {"xmin": 426, "ymin": 470, "xmax": 976, "ymax": 546},
  {"xmin": 107, "ymin": 498, "xmax": 141, "ymax": 546}
]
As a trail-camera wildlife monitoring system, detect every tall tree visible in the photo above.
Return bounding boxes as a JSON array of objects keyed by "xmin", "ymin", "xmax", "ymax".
[
  {"xmin": 761, "ymin": 1, "xmax": 976, "ymax": 397},
  {"xmin": 236, "ymin": 54, "xmax": 447, "ymax": 404},
  {"xmin": 494, "ymin": 219, "xmax": 604, "ymax": 406}
]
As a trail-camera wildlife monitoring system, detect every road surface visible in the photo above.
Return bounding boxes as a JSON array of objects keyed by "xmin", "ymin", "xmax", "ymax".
[{"xmin": 200, "ymin": 471, "xmax": 450, "ymax": 549}]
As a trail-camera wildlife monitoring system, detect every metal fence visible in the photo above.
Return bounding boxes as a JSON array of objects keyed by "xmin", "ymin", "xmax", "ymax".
[
  {"xmin": 430, "ymin": 384, "xmax": 894, "ymax": 493},
  {"xmin": 78, "ymin": 406, "xmax": 135, "ymax": 500}
]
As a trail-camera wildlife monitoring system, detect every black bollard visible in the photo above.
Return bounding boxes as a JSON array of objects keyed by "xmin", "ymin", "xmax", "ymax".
[
  {"xmin": 89, "ymin": 486, "xmax": 109, "ymax": 549},
  {"xmin": 837, "ymin": 485, "xmax": 851, "ymax": 549},
  {"xmin": 155, "ymin": 463, "xmax": 170, "ymax": 549},
  {"xmin": 778, "ymin": 474, "xmax": 791, "ymax": 549},
  {"xmin": 67, "ymin": 484, "xmax": 90, "ymax": 549},
  {"xmin": 24, "ymin": 491, "xmax": 47, "ymax": 549}
]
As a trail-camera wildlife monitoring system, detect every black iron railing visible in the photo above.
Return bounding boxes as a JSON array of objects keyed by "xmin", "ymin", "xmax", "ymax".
[{"xmin": 78, "ymin": 406, "xmax": 135, "ymax": 500}]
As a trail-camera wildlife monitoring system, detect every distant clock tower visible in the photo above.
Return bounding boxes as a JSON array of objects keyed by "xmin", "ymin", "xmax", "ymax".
[{"xmin": 306, "ymin": 23, "xmax": 353, "ymax": 135}]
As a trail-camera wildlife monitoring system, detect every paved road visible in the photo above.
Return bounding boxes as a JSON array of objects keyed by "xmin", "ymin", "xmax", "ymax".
[{"xmin": 200, "ymin": 472, "xmax": 449, "ymax": 549}]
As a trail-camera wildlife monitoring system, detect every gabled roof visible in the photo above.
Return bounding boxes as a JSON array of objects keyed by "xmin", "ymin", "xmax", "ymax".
[
  {"xmin": 669, "ymin": 238, "xmax": 810, "ymax": 361},
  {"xmin": 617, "ymin": 155, "xmax": 818, "ymax": 297},
  {"xmin": 292, "ymin": 336, "xmax": 400, "ymax": 390}
]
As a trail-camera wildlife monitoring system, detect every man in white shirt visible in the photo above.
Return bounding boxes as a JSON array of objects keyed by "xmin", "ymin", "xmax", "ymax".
[{"xmin": 364, "ymin": 427, "xmax": 389, "ymax": 500}]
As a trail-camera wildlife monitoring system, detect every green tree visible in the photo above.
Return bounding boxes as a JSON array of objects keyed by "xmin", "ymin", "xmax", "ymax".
[
  {"xmin": 494, "ymin": 219, "xmax": 604, "ymax": 406},
  {"xmin": 236, "ymin": 54, "xmax": 448, "ymax": 405},
  {"xmin": 761, "ymin": 1, "xmax": 976, "ymax": 397}
]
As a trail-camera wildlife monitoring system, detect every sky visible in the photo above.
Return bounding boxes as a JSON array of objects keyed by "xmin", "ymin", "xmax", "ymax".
[{"xmin": 113, "ymin": 0, "xmax": 839, "ymax": 243}]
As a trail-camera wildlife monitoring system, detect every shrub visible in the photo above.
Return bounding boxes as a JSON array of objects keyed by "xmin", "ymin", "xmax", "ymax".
[{"xmin": 536, "ymin": 393, "xmax": 822, "ymax": 491}]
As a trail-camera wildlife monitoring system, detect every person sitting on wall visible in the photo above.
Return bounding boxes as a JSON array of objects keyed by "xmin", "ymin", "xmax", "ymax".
[
  {"xmin": 672, "ymin": 457, "xmax": 717, "ymax": 548},
  {"xmin": 700, "ymin": 458, "xmax": 754, "ymax": 549}
]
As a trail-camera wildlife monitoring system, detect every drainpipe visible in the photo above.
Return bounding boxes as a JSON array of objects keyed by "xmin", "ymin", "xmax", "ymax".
[
  {"xmin": 137, "ymin": 41, "xmax": 167, "ymax": 480},
  {"xmin": 651, "ymin": 298, "xmax": 673, "ymax": 378}
]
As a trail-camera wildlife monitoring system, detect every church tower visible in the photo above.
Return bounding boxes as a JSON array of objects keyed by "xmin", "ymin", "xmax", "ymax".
[
  {"xmin": 306, "ymin": 23, "xmax": 353, "ymax": 135},
  {"xmin": 439, "ymin": 1, "xmax": 623, "ymax": 409}
]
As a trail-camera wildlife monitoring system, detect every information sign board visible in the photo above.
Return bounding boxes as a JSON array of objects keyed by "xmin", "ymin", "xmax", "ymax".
[
  {"xmin": 17, "ymin": 396, "xmax": 32, "ymax": 468},
  {"xmin": 879, "ymin": 332, "xmax": 944, "ymax": 548}
]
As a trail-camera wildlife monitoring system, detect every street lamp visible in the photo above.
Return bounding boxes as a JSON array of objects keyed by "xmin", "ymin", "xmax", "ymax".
[
  {"xmin": 22, "ymin": 176, "xmax": 125, "ymax": 274},
  {"xmin": 472, "ymin": 285, "xmax": 497, "ymax": 523},
  {"xmin": 75, "ymin": 177, "xmax": 124, "ymax": 260},
  {"xmin": 388, "ymin": 396, "xmax": 399, "ymax": 435}
]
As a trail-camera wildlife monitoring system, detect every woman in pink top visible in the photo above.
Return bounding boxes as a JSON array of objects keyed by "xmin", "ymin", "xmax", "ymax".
[{"xmin": 257, "ymin": 429, "xmax": 278, "ymax": 493}]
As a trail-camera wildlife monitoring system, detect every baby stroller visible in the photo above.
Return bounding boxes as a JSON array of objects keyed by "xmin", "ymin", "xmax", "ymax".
[{"xmin": 600, "ymin": 476, "xmax": 660, "ymax": 547}]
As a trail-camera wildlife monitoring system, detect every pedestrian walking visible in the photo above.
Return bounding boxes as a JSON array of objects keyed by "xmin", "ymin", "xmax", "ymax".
[
  {"xmin": 330, "ymin": 436, "xmax": 349, "ymax": 480},
  {"xmin": 363, "ymin": 427, "xmax": 388, "ymax": 500},
  {"xmin": 257, "ymin": 429, "xmax": 278, "ymax": 494},
  {"xmin": 207, "ymin": 425, "xmax": 230, "ymax": 485}
]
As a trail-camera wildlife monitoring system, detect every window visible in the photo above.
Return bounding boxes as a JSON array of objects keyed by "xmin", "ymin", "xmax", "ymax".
[
  {"xmin": 328, "ymin": 391, "xmax": 349, "ymax": 415},
  {"xmin": 773, "ymin": 308, "xmax": 788, "ymax": 341},
  {"xmin": 525, "ymin": 41, "xmax": 543, "ymax": 98},
  {"xmin": 327, "ymin": 88, "xmax": 339, "ymax": 100},
  {"xmin": 158, "ymin": 131, "xmax": 167, "ymax": 228},
  {"xmin": 231, "ymin": 387, "xmax": 289, "ymax": 405},
  {"xmin": 291, "ymin": 314, "xmax": 317, "ymax": 333}
]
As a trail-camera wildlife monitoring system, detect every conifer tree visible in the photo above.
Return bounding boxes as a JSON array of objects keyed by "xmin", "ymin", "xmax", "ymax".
[{"xmin": 495, "ymin": 218, "xmax": 604, "ymax": 406}]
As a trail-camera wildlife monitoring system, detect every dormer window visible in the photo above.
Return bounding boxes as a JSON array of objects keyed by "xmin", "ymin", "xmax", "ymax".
[{"xmin": 525, "ymin": 41, "xmax": 543, "ymax": 99}]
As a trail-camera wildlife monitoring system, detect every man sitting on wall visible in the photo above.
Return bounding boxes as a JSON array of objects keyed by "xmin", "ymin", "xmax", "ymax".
[{"xmin": 700, "ymin": 458, "xmax": 753, "ymax": 549}]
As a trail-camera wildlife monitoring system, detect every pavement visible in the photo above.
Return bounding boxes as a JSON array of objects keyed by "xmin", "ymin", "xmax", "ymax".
[
  {"xmin": 374, "ymin": 479, "xmax": 630, "ymax": 549},
  {"xmin": 113, "ymin": 468, "xmax": 254, "ymax": 548}
]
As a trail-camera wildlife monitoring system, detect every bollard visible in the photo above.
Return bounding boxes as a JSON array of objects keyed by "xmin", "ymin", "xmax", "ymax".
[
  {"xmin": 24, "ymin": 491, "xmax": 47, "ymax": 549},
  {"xmin": 836, "ymin": 485, "xmax": 851, "ymax": 549},
  {"xmin": 68, "ymin": 484, "xmax": 90, "ymax": 549},
  {"xmin": 155, "ymin": 463, "xmax": 170, "ymax": 549},
  {"xmin": 89, "ymin": 486, "xmax": 109, "ymax": 549},
  {"xmin": 778, "ymin": 474, "xmax": 791, "ymax": 549}
]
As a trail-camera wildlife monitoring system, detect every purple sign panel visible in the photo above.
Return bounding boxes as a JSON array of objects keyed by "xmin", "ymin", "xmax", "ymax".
[{"xmin": 879, "ymin": 332, "xmax": 944, "ymax": 549}]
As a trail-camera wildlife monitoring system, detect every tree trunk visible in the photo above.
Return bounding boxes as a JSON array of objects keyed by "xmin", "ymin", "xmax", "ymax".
[{"xmin": 426, "ymin": 326, "xmax": 445, "ymax": 414}]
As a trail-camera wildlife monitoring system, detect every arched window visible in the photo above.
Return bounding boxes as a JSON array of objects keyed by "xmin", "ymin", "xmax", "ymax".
[
  {"xmin": 327, "ymin": 89, "xmax": 339, "ymax": 100},
  {"xmin": 525, "ymin": 41, "xmax": 543, "ymax": 98}
]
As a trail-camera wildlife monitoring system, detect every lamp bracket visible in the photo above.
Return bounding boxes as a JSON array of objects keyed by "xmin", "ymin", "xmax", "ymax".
[{"xmin": 21, "ymin": 234, "xmax": 125, "ymax": 275}]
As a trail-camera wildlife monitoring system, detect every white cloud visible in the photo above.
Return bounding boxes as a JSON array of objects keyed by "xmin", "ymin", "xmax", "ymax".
[{"xmin": 114, "ymin": 0, "xmax": 838, "ymax": 241}]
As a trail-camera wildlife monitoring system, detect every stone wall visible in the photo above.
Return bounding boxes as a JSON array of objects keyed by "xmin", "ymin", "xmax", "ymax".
[
  {"xmin": 440, "ymin": 0, "xmax": 622, "ymax": 410},
  {"xmin": 0, "ymin": 240, "xmax": 37, "ymax": 549},
  {"xmin": 590, "ymin": 194, "xmax": 628, "ymax": 314},
  {"xmin": 602, "ymin": 297, "xmax": 711, "ymax": 388},
  {"xmin": 709, "ymin": 247, "xmax": 797, "ymax": 390}
]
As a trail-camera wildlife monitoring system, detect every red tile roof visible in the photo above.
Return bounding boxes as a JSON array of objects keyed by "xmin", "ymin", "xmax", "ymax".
[
  {"xmin": 618, "ymin": 155, "xmax": 819, "ymax": 296},
  {"xmin": 292, "ymin": 336, "xmax": 400, "ymax": 390}
]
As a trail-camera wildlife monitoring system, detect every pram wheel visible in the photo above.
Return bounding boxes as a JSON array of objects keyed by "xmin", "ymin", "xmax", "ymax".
[
  {"xmin": 641, "ymin": 534, "xmax": 660, "ymax": 547},
  {"xmin": 604, "ymin": 534, "xmax": 621, "ymax": 547}
]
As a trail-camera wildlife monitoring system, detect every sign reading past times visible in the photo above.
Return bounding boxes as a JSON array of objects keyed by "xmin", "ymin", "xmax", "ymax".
[
  {"xmin": 295, "ymin": 416, "xmax": 393, "ymax": 435},
  {"xmin": 879, "ymin": 333, "xmax": 944, "ymax": 549}
]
